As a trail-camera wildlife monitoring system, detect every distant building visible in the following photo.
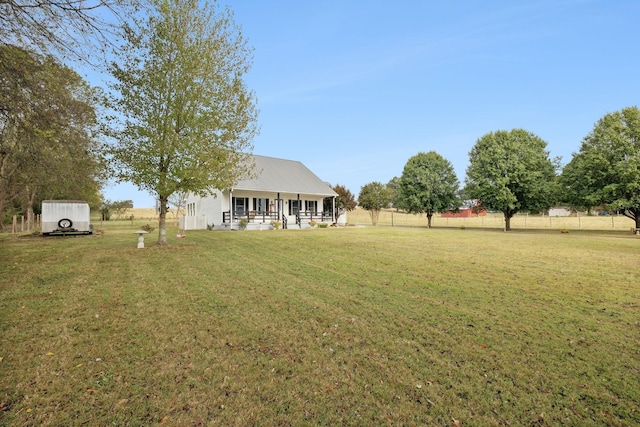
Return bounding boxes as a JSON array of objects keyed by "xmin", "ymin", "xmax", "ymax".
[
  {"xmin": 441, "ymin": 200, "xmax": 486, "ymax": 218},
  {"xmin": 548, "ymin": 206, "xmax": 572, "ymax": 217}
]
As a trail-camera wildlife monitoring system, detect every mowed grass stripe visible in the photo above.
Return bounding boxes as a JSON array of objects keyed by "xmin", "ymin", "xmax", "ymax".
[{"xmin": 1, "ymin": 225, "xmax": 639, "ymax": 425}]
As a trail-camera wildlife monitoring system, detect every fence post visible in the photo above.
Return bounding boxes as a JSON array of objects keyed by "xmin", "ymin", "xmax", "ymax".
[
  {"xmin": 12, "ymin": 215, "xmax": 17, "ymax": 233},
  {"xmin": 21, "ymin": 215, "xmax": 24, "ymax": 232}
]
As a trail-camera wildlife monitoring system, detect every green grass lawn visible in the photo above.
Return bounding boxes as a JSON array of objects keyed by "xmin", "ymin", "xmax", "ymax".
[{"xmin": 1, "ymin": 224, "xmax": 639, "ymax": 426}]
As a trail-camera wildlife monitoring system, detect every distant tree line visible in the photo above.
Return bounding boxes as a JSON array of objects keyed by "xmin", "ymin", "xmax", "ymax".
[
  {"xmin": 99, "ymin": 199, "xmax": 134, "ymax": 221},
  {"xmin": 355, "ymin": 106, "xmax": 640, "ymax": 231}
]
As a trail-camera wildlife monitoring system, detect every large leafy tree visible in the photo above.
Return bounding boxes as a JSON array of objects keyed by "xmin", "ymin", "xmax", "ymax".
[
  {"xmin": 0, "ymin": 44, "xmax": 102, "ymax": 228},
  {"xmin": 560, "ymin": 106, "xmax": 640, "ymax": 228},
  {"xmin": 464, "ymin": 129, "xmax": 556, "ymax": 231},
  {"xmin": 358, "ymin": 181, "xmax": 391, "ymax": 226},
  {"xmin": 398, "ymin": 151, "xmax": 459, "ymax": 228},
  {"xmin": 108, "ymin": 0, "xmax": 258, "ymax": 244}
]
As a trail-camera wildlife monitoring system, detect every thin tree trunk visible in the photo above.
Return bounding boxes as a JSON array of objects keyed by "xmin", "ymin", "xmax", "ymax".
[
  {"xmin": 158, "ymin": 195, "xmax": 168, "ymax": 245},
  {"xmin": 370, "ymin": 209, "xmax": 380, "ymax": 226},
  {"xmin": 0, "ymin": 158, "xmax": 11, "ymax": 232},
  {"xmin": 0, "ymin": 192, "xmax": 6, "ymax": 231},
  {"xmin": 504, "ymin": 212, "xmax": 512, "ymax": 231},
  {"xmin": 25, "ymin": 187, "xmax": 36, "ymax": 231},
  {"xmin": 426, "ymin": 212, "xmax": 433, "ymax": 228}
]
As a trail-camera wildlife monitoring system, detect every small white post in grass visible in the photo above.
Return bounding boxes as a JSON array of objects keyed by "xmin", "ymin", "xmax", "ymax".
[{"xmin": 134, "ymin": 230, "xmax": 149, "ymax": 248}]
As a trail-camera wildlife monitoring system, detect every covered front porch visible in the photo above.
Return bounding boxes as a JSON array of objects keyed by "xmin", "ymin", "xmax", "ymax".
[{"xmin": 222, "ymin": 190, "xmax": 335, "ymax": 229}]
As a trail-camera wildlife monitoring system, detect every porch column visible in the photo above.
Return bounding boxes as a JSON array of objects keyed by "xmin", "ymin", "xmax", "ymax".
[
  {"xmin": 230, "ymin": 190, "xmax": 233, "ymax": 223},
  {"xmin": 277, "ymin": 192, "xmax": 280, "ymax": 220},
  {"xmin": 332, "ymin": 196, "xmax": 336, "ymax": 222}
]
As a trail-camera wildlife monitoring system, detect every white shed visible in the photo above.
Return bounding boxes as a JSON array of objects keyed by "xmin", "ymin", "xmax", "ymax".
[{"xmin": 42, "ymin": 200, "xmax": 93, "ymax": 235}]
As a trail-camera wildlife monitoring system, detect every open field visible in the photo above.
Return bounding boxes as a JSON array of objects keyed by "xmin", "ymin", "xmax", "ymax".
[
  {"xmin": 349, "ymin": 208, "xmax": 638, "ymax": 231},
  {"xmin": 1, "ymin": 223, "xmax": 639, "ymax": 426}
]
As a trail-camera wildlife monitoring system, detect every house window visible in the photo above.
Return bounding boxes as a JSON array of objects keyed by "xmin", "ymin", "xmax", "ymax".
[
  {"xmin": 232, "ymin": 197, "xmax": 248, "ymax": 215},
  {"xmin": 289, "ymin": 199, "xmax": 300, "ymax": 215},
  {"xmin": 305, "ymin": 200, "xmax": 317, "ymax": 213},
  {"xmin": 254, "ymin": 198, "xmax": 269, "ymax": 213}
]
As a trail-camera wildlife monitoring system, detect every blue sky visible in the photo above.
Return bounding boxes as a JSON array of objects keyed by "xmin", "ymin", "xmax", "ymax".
[{"xmin": 101, "ymin": 0, "xmax": 640, "ymax": 207}]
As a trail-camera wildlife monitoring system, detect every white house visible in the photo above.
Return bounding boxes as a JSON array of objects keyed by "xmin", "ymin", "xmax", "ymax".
[{"xmin": 181, "ymin": 155, "xmax": 339, "ymax": 230}]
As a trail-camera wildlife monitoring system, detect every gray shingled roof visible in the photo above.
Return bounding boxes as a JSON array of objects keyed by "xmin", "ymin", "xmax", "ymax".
[{"xmin": 234, "ymin": 155, "xmax": 338, "ymax": 197}]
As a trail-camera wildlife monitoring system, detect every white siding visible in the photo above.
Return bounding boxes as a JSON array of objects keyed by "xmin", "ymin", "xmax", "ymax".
[
  {"xmin": 183, "ymin": 190, "xmax": 224, "ymax": 230},
  {"xmin": 180, "ymin": 216, "xmax": 209, "ymax": 230},
  {"xmin": 337, "ymin": 211, "xmax": 347, "ymax": 225}
]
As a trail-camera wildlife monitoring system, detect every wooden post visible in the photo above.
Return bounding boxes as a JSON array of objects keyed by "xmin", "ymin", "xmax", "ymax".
[
  {"xmin": 21, "ymin": 215, "xmax": 24, "ymax": 232},
  {"xmin": 12, "ymin": 215, "xmax": 17, "ymax": 233}
]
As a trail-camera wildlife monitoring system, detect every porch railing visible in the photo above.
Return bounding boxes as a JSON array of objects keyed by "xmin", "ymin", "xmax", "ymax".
[
  {"xmin": 223, "ymin": 210, "xmax": 279, "ymax": 224},
  {"xmin": 222, "ymin": 210, "xmax": 333, "ymax": 228},
  {"xmin": 295, "ymin": 211, "xmax": 334, "ymax": 227}
]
